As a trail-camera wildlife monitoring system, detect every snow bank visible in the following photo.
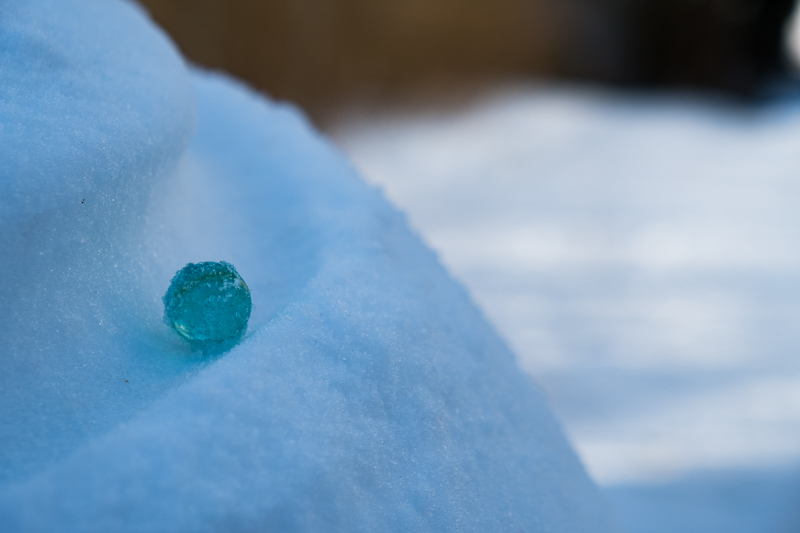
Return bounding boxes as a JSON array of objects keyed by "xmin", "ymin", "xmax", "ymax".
[{"xmin": 0, "ymin": 1, "xmax": 611, "ymax": 531}]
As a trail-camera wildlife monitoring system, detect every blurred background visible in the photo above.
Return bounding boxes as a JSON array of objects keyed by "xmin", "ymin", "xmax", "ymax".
[
  {"xmin": 137, "ymin": 2, "xmax": 800, "ymax": 532},
  {"xmin": 139, "ymin": 0, "xmax": 800, "ymax": 125}
]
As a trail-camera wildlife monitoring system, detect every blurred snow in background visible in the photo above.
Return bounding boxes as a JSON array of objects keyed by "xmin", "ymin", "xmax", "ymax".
[{"xmin": 333, "ymin": 86, "xmax": 800, "ymax": 528}]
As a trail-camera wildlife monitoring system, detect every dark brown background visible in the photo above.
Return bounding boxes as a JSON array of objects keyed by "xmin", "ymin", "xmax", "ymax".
[{"xmin": 138, "ymin": 0, "xmax": 797, "ymax": 124}]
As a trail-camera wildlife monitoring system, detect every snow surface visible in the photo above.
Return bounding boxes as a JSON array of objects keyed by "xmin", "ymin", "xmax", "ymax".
[
  {"xmin": 333, "ymin": 86, "xmax": 800, "ymax": 531},
  {"xmin": 0, "ymin": 1, "xmax": 612, "ymax": 531}
]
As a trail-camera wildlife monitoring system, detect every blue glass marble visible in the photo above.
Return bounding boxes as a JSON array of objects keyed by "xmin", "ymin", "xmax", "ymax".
[{"xmin": 163, "ymin": 261, "xmax": 252, "ymax": 349}]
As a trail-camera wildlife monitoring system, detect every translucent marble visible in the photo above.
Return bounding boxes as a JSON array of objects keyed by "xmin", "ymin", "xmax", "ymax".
[{"xmin": 163, "ymin": 261, "xmax": 252, "ymax": 349}]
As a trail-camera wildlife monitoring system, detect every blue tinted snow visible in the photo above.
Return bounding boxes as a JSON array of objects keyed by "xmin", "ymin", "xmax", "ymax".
[{"xmin": 0, "ymin": 1, "xmax": 611, "ymax": 531}]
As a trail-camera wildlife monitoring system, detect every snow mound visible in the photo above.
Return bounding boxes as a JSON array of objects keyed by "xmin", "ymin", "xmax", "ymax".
[{"xmin": 0, "ymin": 1, "xmax": 612, "ymax": 531}]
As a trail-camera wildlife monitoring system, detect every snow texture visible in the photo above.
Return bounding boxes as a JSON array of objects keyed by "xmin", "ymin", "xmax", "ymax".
[{"xmin": 0, "ymin": 1, "xmax": 612, "ymax": 531}]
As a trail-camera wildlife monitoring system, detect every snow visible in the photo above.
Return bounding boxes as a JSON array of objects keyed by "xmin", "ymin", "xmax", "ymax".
[
  {"xmin": 605, "ymin": 467, "xmax": 800, "ymax": 533},
  {"xmin": 332, "ymin": 86, "xmax": 800, "ymax": 531},
  {"xmin": 0, "ymin": 1, "xmax": 612, "ymax": 531},
  {"xmin": 0, "ymin": 0, "xmax": 196, "ymax": 484}
]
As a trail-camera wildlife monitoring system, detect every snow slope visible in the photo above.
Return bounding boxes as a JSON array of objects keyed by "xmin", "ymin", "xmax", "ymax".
[{"xmin": 0, "ymin": 1, "xmax": 611, "ymax": 531}]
